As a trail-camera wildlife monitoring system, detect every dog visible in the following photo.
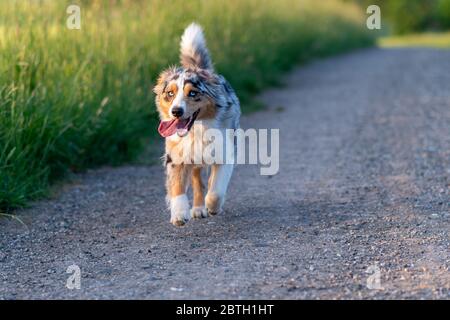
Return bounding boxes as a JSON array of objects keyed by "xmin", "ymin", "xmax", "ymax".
[{"xmin": 153, "ymin": 23, "xmax": 241, "ymax": 226}]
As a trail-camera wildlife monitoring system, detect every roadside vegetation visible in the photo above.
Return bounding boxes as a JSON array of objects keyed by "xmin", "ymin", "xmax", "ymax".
[{"xmin": 379, "ymin": 32, "xmax": 450, "ymax": 48}]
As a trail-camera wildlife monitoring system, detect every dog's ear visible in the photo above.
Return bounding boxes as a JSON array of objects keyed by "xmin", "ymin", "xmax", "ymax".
[
  {"xmin": 196, "ymin": 69, "xmax": 215, "ymax": 82},
  {"xmin": 153, "ymin": 74, "xmax": 166, "ymax": 96},
  {"xmin": 198, "ymin": 69, "xmax": 227, "ymax": 92},
  {"xmin": 153, "ymin": 67, "xmax": 177, "ymax": 96},
  {"xmin": 153, "ymin": 71, "xmax": 168, "ymax": 96}
]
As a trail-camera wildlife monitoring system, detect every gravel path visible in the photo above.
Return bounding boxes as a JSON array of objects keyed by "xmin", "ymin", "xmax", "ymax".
[{"xmin": 1, "ymin": 48, "xmax": 449, "ymax": 299}]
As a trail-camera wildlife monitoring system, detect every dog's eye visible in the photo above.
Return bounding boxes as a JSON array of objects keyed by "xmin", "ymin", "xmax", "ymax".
[
  {"xmin": 167, "ymin": 91, "xmax": 174, "ymax": 97},
  {"xmin": 188, "ymin": 90, "xmax": 197, "ymax": 98}
]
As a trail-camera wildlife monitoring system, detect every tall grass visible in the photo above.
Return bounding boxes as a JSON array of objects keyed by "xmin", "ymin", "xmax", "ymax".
[{"xmin": 0, "ymin": 0, "xmax": 373, "ymax": 210}]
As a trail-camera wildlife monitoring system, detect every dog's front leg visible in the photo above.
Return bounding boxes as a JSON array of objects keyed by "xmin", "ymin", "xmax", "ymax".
[
  {"xmin": 191, "ymin": 167, "xmax": 208, "ymax": 219},
  {"xmin": 205, "ymin": 164, "xmax": 234, "ymax": 216},
  {"xmin": 166, "ymin": 164, "xmax": 191, "ymax": 226}
]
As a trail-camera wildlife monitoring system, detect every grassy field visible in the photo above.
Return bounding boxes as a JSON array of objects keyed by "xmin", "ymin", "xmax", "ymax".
[
  {"xmin": 379, "ymin": 32, "xmax": 450, "ymax": 48},
  {"xmin": 0, "ymin": 0, "xmax": 373, "ymax": 211}
]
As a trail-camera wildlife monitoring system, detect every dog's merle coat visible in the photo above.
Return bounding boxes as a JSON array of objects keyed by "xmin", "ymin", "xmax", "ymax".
[{"xmin": 153, "ymin": 23, "xmax": 240, "ymax": 226}]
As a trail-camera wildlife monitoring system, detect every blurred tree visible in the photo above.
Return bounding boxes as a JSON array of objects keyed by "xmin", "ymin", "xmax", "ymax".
[
  {"xmin": 438, "ymin": 0, "xmax": 450, "ymax": 28},
  {"xmin": 387, "ymin": 0, "xmax": 437, "ymax": 34}
]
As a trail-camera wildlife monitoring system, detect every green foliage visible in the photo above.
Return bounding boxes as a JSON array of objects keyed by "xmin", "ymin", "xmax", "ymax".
[
  {"xmin": 0, "ymin": 0, "xmax": 373, "ymax": 210},
  {"xmin": 385, "ymin": 0, "xmax": 438, "ymax": 34},
  {"xmin": 438, "ymin": 0, "xmax": 450, "ymax": 28}
]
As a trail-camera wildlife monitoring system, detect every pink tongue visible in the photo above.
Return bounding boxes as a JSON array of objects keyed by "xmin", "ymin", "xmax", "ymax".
[{"xmin": 158, "ymin": 119, "xmax": 189, "ymax": 138}]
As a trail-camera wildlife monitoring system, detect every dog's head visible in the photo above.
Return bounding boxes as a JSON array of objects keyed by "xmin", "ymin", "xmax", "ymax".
[
  {"xmin": 153, "ymin": 23, "xmax": 222, "ymax": 138},
  {"xmin": 153, "ymin": 67, "xmax": 219, "ymax": 137}
]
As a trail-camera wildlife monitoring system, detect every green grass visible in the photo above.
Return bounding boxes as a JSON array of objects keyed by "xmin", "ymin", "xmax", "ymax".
[
  {"xmin": 0, "ymin": 0, "xmax": 374, "ymax": 211},
  {"xmin": 379, "ymin": 32, "xmax": 450, "ymax": 48}
]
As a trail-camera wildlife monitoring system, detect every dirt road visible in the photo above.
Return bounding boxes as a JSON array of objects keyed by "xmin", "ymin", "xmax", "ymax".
[{"xmin": 1, "ymin": 48, "xmax": 449, "ymax": 299}]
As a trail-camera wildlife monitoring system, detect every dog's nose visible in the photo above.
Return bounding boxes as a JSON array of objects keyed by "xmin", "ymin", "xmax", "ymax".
[{"xmin": 171, "ymin": 107, "xmax": 184, "ymax": 118}]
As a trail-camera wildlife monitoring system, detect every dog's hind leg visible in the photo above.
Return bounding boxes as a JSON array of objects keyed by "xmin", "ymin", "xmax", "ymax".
[
  {"xmin": 166, "ymin": 164, "xmax": 192, "ymax": 226},
  {"xmin": 190, "ymin": 167, "xmax": 208, "ymax": 219},
  {"xmin": 205, "ymin": 164, "xmax": 234, "ymax": 216}
]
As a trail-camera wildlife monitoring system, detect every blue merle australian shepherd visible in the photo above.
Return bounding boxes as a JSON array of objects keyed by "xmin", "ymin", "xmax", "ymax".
[{"xmin": 154, "ymin": 23, "xmax": 241, "ymax": 226}]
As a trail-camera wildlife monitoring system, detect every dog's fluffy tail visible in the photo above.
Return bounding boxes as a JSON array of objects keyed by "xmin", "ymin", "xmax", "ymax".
[{"xmin": 180, "ymin": 23, "xmax": 213, "ymax": 71}]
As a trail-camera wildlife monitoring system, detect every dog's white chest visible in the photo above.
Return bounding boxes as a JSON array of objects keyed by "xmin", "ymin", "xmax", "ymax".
[{"xmin": 167, "ymin": 120, "xmax": 220, "ymax": 165}]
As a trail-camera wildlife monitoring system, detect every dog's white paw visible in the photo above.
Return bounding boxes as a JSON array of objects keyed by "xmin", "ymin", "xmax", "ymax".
[
  {"xmin": 191, "ymin": 206, "xmax": 208, "ymax": 219},
  {"xmin": 170, "ymin": 194, "xmax": 190, "ymax": 227},
  {"xmin": 205, "ymin": 192, "xmax": 223, "ymax": 216}
]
